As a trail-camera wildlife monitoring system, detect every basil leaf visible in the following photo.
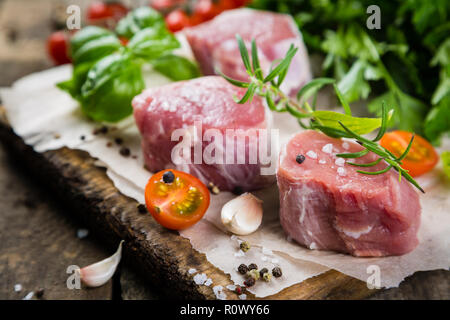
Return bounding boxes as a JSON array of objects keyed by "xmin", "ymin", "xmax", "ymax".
[
  {"xmin": 312, "ymin": 110, "xmax": 381, "ymax": 136},
  {"xmin": 127, "ymin": 27, "xmax": 179, "ymax": 60},
  {"xmin": 152, "ymin": 54, "xmax": 200, "ymax": 81},
  {"xmin": 72, "ymin": 34, "xmax": 121, "ymax": 65},
  {"xmin": 80, "ymin": 53, "xmax": 145, "ymax": 122},
  {"xmin": 70, "ymin": 26, "xmax": 114, "ymax": 56},
  {"xmin": 82, "ymin": 53, "xmax": 133, "ymax": 97},
  {"xmin": 56, "ymin": 62, "xmax": 94, "ymax": 100},
  {"xmin": 116, "ymin": 7, "xmax": 164, "ymax": 39},
  {"xmin": 442, "ymin": 151, "xmax": 450, "ymax": 179}
]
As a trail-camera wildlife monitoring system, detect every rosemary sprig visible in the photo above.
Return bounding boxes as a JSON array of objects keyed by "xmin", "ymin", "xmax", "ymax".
[{"xmin": 219, "ymin": 35, "xmax": 424, "ymax": 193}]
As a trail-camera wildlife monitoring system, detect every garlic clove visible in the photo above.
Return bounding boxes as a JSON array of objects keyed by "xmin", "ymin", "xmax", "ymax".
[
  {"xmin": 221, "ymin": 193, "xmax": 263, "ymax": 235},
  {"xmin": 80, "ymin": 240, "xmax": 124, "ymax": 287}
]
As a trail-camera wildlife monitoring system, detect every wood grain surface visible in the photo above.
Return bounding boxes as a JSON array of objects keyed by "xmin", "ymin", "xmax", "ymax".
[{"xmin": 0, "ymin": 0, "xmax": 448, "ymax": 300}]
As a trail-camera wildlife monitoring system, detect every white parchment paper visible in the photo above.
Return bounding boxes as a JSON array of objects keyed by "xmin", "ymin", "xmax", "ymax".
[{"xmin": 1, "ymin": 65, "xmax": 449, "ymax": 298}]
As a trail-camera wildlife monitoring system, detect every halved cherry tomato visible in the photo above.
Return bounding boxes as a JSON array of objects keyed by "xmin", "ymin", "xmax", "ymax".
[
  {"xmin": 47, "ymin": 31, "xmax": 71, "ymax": 65},
  {"xmin": 380, "ymin": 130, "xmax": 439, "ymax": 177},
  {"xmin": 165, "ymin": 9, "xmax": 191, "ymax": 32},
  {"xmin": 145, "ymin": 169, "xmax": 210, "ymax": 230}
]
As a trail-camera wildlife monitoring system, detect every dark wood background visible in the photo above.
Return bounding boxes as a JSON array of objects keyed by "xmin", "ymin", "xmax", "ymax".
[{"xmin": 0, "ymin": 0, "xmax": 448, "ymax": 300}]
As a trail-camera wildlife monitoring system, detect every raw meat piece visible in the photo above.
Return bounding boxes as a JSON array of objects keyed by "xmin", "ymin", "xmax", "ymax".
[
  {"xmin": 184, "ymin": 8, "xmax": 311, "ymax": 97},
  {"xmin": 133, "ymin": 76, "xmax": 275, "ymax": 191},
  {"xmin": 277, "ymin": 130, "xmax": 421, "ymax": 257}
]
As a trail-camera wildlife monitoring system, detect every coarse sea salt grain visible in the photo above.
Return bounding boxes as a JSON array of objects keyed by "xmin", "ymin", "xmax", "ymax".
[
  {"xmin": 306, "ymin": 150, "xmax": 317, "ymax": 159},
  {"xmin": 239, "ymin": 294, "xmax": 247, "ymax": 300},
  {"xmin": 342, "ymin": 142, "xmax": 350, "ymax": 150},
  {"xmin": 335, "ymin": 158, "xmax": 346, "ymax": 166},
  {"xmin": 271, "ymin": 258, "xmax": 279, "ymax": 264},
  {"xmin": 188, "ymin": 268, "xmax": 197, "ymax": 275},
  {"xmin": 234, "ymin": 250, "xmax": 245, "ymax": 257},
  {"xmin": 337, "ymin": 167, "xmax": 346, "ymax": 176},
  {"xmin": 213, "ymin": 285, "xmax": 227, "ymax": 300},
  {"xmin": 204, "ymin": 278, "xmax": 213, "ymax": 286},
  {"xmin": 262, "ymin": 247, "xmax": 273, "ymax": 255},
  {"xmin": 226, "ymin": 284, "xmax": 236, "ymax": 291},
  {"xmin": 76, "ymin": 228, "xmax": 89, "ymax": 239},
  {"xmin": 193, "ymin": 273, "xmax": 208, "ymax": 285},
  {"xmin": 322, "ymin": 143, "xmax": 333, "ymax": 154},
  {"xmin": 319, "ymin": 159, "xmax": 326, "ymax": 164},
  {"xmin": 261, "ymin": 256, "xmax": 268, "ymax": 262},
  {"xmin": 23, "ymin": 292, "xmax": 34, "ymax": 300},
  {"xmin": 14, "ymin": 284, "xmax": 22, "ymax": 292}
]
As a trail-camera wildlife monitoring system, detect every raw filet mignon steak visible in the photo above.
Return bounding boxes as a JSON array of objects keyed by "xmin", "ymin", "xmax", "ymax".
[
  {"xmin": 184, "ymin": 8, "xmax": 311, "ymax": 97},
  {"xmin": 133, "ymin": 76, "xmax": 275, "ymax": 191},
  {"xmin": 277, "ymin": 130, "xmax": 421, "ymax": 257}
]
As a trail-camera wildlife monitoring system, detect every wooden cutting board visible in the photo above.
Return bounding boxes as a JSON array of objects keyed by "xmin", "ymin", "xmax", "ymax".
[{"xmin": 0, "ymin": 106, "xmax": 375, "ymax": 300}]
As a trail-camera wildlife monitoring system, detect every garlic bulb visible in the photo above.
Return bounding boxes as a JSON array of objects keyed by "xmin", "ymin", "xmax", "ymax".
[
  {"xmin": 221, "ymin": 193, "xmax": 263, "ymax": 235},
  {"xmin": 80, "ymin": 240, "xmax": 124, "ymax": 287}
]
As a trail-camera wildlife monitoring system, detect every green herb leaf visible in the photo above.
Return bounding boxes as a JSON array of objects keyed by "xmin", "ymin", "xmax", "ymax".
[
  {"xmin": 424, "ymin": 96, "xmax": 450, "ymax": 144},
  {"xmin": 116, "ymin": 7, "xmax": 164, "ymax": 39},
  {"xmin": 333, "ymin": 83, "xmax": 351, "ymax": 115},
  {"xmin": 236, "ymin": 35, "xmax": 252, "ymax": 73},
  {"xmin": 235, "ymin": 83, "xmax": 257, "ymax": 104},
  {"xmin": 127, "ymin": 27, "xmax": 179, "ymax": 60},
  {"xmin": 296, "ymin": 77, "xmax": 335, "ymax": 103},
  {"xmin": 80, "ymin": 53, "xmax": 145, "ymax": 122},
  {"xmin": 337, "ymin": 60, "xmax": 371, "ymax": 103},
  {"xmin": 312, "ymin": 111, "xmax": 381, "ymax": 136},
  {"xmin": 152, "ymin": 54, "xmax": 200, "ymax": 81},
  {"xmin": 263, "ymin": 45, "xmax": 298, "ymax": 83},
  {"xmin": 70, "ymin": 26, "xmax": 114, "ymax": 57},
  {"xmin": 441, "ymin": 151, "xmax": 450, "ymax": 179},
  {"xmin": 72, "ymin": 34, "xmax": 121, "ymax": 65}
]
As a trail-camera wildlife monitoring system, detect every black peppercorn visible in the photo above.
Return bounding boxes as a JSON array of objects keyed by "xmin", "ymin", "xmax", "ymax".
[
  {"xmin": 232, "ymin": 186, "xmax": 244, "ymax": 195},
  {"xmin": 114, "ymin": 137, "xmax": 123, "ymax": 145},
  {"xmin": 238, "ymin": 264, "xmax": 248, "ymax": 275},
  {"xmin": 296, "ymin": 154, "xmax": 305, "ymax": 164},
  {"xmin": 162, "ymin": 171, "xmax": 175, "ymax": 184},
  {"xmin": 272, "ymin": 267, "xmax": 282, "ymax": 278},
  {"xmin": 248, "ymin": 263, "xmax": 258, "ymax": 271},
  {"xmin": 119, "ymin": 147, "xmax": 130, "ymax": 157},
  {"xmin": 35, "ymin": 288, "xmax": 45, "ymax": 298},
  {"xmin": 137, "ymin": 204, "xmax": 147, "ymax": 214},
  {"xmin": 244, "ymin": 278, "xmax": 255, "ymax": 287},
  {"xmin": 259, "ymin": 268, "xmax": 268, "ymax": 278}
]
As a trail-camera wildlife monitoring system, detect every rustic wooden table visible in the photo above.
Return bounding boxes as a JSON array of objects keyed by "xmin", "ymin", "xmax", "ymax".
[{"xmin": 0, "ymin": 0, "xmax": 448, "ymax": 300}]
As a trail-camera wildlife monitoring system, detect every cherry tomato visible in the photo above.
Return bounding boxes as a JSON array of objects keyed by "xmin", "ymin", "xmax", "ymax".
[
  {"xmin": 194, "ymin": 0, "xmax": 221, "ymax": 22},
  {"xmin": 218, "ymin": 0, "xmax": 237, "ymax": 10},
  {"xmin": 150, "ymin": 0, "xmax": 185, "ymax": 12},
  {"xmin": 380, "ymin": 130, "xmax": 439, "ymax": 177},
  {"xmin": 231, "ymin": 0, "xmax": 251, "ymax": 8},
  {"xmin": 165, "ymin": 9, "xmax": 191, "ymax": 32},
  {"xmin": 47, "ymin": 31, "xmax": 71, "ymax": 65},
  {"xmin": 86, "ymin": 1, "xmax": 128, "ymax": 23},
  {"xmin": 145, "ymin": 169, "xmax": 210, "ymax": 230}
]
